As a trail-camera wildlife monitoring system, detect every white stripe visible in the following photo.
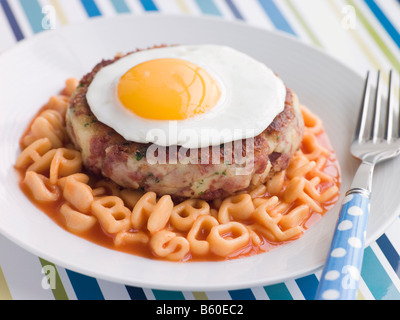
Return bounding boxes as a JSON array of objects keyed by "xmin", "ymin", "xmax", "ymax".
[
  {"xmin": 183, "ymin": 0, "xmax": 202, "ymax": 15},
  {"xmin": 181, "ymin": 290, "xmax": 195, "ymax": 300},
  {"xmin": 125, "ymin": 0, "xmax": 145, "ymax": 13},
  {"xmin": 97, "ymin": 279, "xmax": 131, "ymax": 299},
  {"xmin": 250, "ymin": 286, "xmax": 270, "ymax": 300},
  {"xmin": 0, "ymin": 235, "xmax": 53, "ymax": 299},
  {"xmin": 284, "ymin": 278, "xmax": 305, "ymax": 300},
  {"xmin": 58, "ymin": 0, "xmax": 87, "ymax": 23},
  {"xmin": 143, "ymin": 287, "xmax": 156, "ymax": 299},
  {"xmin": 152, "ymin": 0, "xmax": 181, "ymax": 14},
  {"xmin": 95, "ymin": 0, "xmax": 116, "ymax": 16},
  {"xmin": 205, "ymin": 290, "xmax": 232, "ymax": 300}
]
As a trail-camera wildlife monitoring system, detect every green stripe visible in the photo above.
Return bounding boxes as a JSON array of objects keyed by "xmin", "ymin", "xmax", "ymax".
[
  {"xmin": 39, "ymin": 258, "xmax": 69, "ymax": 300},
  {"xmin": 347, "ymin": 0, "xmax": 400, "ymax": 71},
  {"xmin": 283, "ymin": 0, "xmax": 323, "ymax": 48},
  {"xmin": 0, "ymin": 266, "xmax": 12, "ymax": 300},
  {"xmin": 264, "ymin": 283, "xmax": 293, "ymax": 300},
  {"xmin": 152, "ymin": 289, "xmax": 185, "ymax": 300},
  {"xmin": 192, "ymin": 291, "xmax": 208, "ymax": 300}
]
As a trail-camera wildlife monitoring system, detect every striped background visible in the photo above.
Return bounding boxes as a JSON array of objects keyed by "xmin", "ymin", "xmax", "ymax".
[{"xmin": 1, "ymin": 0, "xmax": 400, "ymax": 300}]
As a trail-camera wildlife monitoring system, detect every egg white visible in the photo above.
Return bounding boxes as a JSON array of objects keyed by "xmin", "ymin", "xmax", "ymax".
[{"xmin": 86, "ymin": 44, "xmax": 286, "ymax": 148}]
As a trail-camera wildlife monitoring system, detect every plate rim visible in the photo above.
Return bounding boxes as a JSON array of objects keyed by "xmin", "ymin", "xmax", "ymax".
[{"xmin": 0, "ymin": 13, "xmax": 391, "ymax": 291}]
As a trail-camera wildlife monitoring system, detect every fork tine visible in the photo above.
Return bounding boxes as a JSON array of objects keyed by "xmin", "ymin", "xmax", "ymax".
[
  {"xmin": 385, "ymin": 70, "xmax": 394, "ymax": 142},
  {"xmin": 354, "ymin": 71, "xmax": 371, "ymax": 143},
  {"xmin": 371, "ymin": 70, "xmax": 382, "ymax": 143}
]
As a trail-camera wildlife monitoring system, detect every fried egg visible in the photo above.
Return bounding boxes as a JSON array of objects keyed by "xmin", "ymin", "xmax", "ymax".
[{"xmin": 86, "ymin": 45, "xmax": 286, "ymax": 148}]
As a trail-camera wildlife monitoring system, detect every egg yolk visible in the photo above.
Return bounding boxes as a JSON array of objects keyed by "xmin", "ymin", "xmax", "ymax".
[{"xmin": 117, "ymin": 58, "xmax": 221, "ymax": 120}]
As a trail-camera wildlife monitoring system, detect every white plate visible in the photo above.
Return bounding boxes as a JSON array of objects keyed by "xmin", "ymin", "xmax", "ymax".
[{"xmin": 0, "ymin": 14, "xmax": 398, "ymax": 291}]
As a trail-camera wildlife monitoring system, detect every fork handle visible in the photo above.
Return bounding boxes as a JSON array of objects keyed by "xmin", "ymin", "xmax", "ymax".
[{"xmin": 315, "ymin": 189, "xmax": 370, "ymax": 300}]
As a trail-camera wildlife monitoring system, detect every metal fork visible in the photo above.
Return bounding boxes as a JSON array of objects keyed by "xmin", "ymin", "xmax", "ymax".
[{"xmin": 315, "ymin": 70, "xmax": 400, "ymax": 300}]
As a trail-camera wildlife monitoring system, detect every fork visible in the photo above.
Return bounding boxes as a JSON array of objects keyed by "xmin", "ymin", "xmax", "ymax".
[{"xmin": 315, "ymin": 70, "xmax": 400, "ymax": 300}]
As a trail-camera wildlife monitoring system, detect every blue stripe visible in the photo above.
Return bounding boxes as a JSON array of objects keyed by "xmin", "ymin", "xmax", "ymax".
[
  {"xmin": 152, "ymin": 289, "xmax": 185, "ymax": 300},
  {"xmin": 264, "ymin": 283, "xmax": 293, "ymax": 300},
  {"xmin": 80, "ymin": 0, "xmax": 102, "ymax": 17},
  {"xmin": 0, "ymin": 0, "xmax": 24, "ymax": 41},
  {"xmin": 18, "ymin": 0, "xmax": 43, "ymax": 34},
  {"xmin": 194, "ymin": 0, "xmax": 221, "ymax": 16},
  {"xmin": 257, "ymin": 0, "xmax": 296, "ymax": 35},
  {"xmin": 228, "ymin": 288, "xmax": 256, "ymax": 300},
  {"xmin": 125, "ymin": 286, "xmax": 147, "ymax": 300},
  {"xmin": 224, "ymin": 0, "xmax": 244, "ymax": 20},
  {"xmin": 295, "ymin": 274, "xmax": 319, "ymax": 300},
  {"xmin": 111, "ymin": 0, "xmax": 131, "ymax": 13},
  {"xmin": 364, "ymin": 0, "xmax": 400, "ymax": 50},
  {"xmin": 139, "ymin": 0, "xmax": 158, "ymax": 11},
  {"xmin": 66, "ymin": 270, "xmax": 104, "ymax": 300},
  {"xmin": 376, "ymin": 234, "xmax": 400, "ymax": 276},
  {"xmin": 362, "ymin": 246, "xmax": 400, "ymax": 300}
]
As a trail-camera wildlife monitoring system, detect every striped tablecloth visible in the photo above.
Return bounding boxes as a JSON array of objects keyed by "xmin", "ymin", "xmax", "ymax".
[{"xmin": 1, "ymin": 0, "xmax": 400, "ymax": 301}]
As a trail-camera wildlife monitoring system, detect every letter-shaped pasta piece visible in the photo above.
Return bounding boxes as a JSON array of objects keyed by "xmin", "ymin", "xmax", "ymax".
[
  {"xmin": 114, "ymin": 230, "xmax": 149, "ymax": 247},
  {"xmin": 119, "ymin": 189, "xmax": 144, "ymax": 209},
  {"xmin": 300, "ymin": 105, "xmax": 323, "ymax": 135},
  {"xmin": 91, "ymin": 196, "xmax": 131, "ymax": 234},
  {"xmin": 246, "ymin": 225, "xmax": 262, "ymax": 246},
  {"xmin": 22, "ymin": 109, "xmax": 65, "ymax": 149},
  {"xmin": 63, "ymin": 175, "xmax": 94, "ymax": 213},
  {"xmin": 45, "ymin": 95, "xmax": 69, "ymax": 117},
  {"xmin": 283, "ymin": 177, "xmax": 323, "ymax": 213},
  {"xmin": 252, "ymin": 197, "xmax": 270, "ymax": 208},
  {"xmin": 286, "ymin": 153, "xmax": 316, "ymax": 179},
  {"xmin": 131, "ymin": 192, "xmax": 157, "ymax": 230},
  {"xmin": 26, "ymin": 149, "xmax": 57, "ymax": 174},
  {"xmin": 187, "ymin": 215, "xmax": 219, "ymax": 255},
  {"xmin": 303, "ymin": 176, "xmax": 339, "ymax": 203},
  {"xmin": 310, "ymin": 156, "xmax": 336, "ymax": 182},
  {"xmin": 60, "ymin": 203, "xmax": 97, "ymax": 234},
  {"xmin": 15, "ymin": 138, "xmax": 52, "ymax": 169},
  {"xmin": 217, "ymin": 194, "xmax": 255, "ymax": 224},
  {"xmin": 170, "ymin": 199, "xmax": 210, "ymax": 231},
  {"xmin": 23, "ymin": 171, "xmax": 60, "ymax": 202},
  {"xmin": 252, "ymin": 200, "xmax": 303, "ymax": 242},
  {"xmin": 150, "ymin": 230, "xmax": 190, "ymax": 261},
  {"xmin": 207, "ymin": 222, "xmax": 250, "ymax": 257},
  {"xmin": 49, "ymin": 148, "xmax": 82, "ymax": 184},
  {"xmin": 267, "ymin": 200, "xmax": 290, "ymax": 217},
  {"xmin": 147, "ymin": 195, "xmax": 174, "ymax": 234},
  {"xmin": 62, "ymin": 78, "xmax": 79, "ymax": 97},
  {"xmin": 301, "ymin": 133, "xmax": 329, "ymax": 161},
  {"xmin": 57, "ymin": 173, "xmax": 90, "ymax": 190},
  {"xmin": 266, "ymin": 170, "xmax": 285, "ymax": 196},
  {"xmin": 248, "ymin": 184, "xmax": 267, "ymax": 199},
  {"xmin": 279, "ymin": 204, "xmax": 310, "ymax": 230}
]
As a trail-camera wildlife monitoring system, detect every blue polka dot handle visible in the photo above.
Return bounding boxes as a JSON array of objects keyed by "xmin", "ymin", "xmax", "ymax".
[{"xmin": 315, "ymin": 189, "xmax": 370, "ymax": 300}]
